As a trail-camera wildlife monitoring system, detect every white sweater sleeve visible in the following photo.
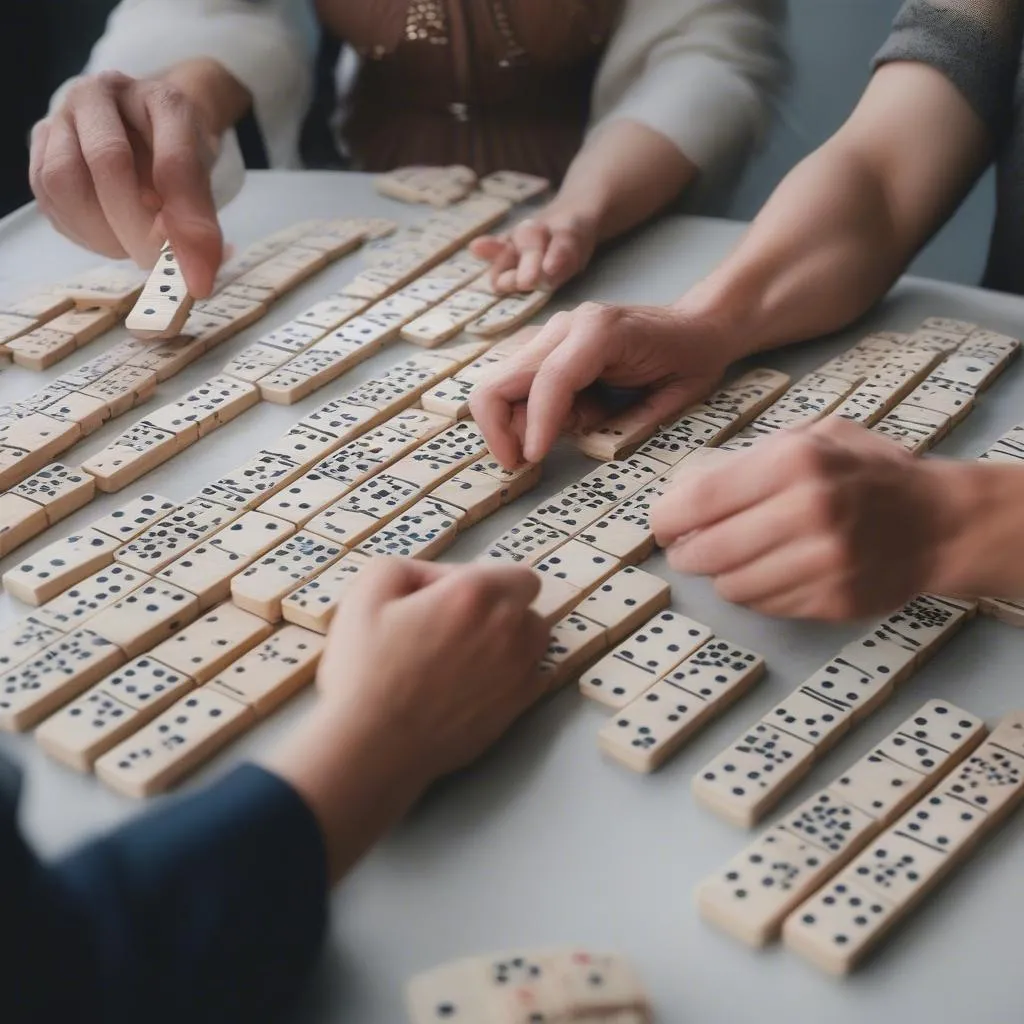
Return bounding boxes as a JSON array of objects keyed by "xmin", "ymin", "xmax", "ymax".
[
  {"xmin": 49, "ymin": 0, "xmax": 314, "ymax": 207},
  {"xmin": 591, "ymin": 0, "xmax": 787, "ymax": 175}
]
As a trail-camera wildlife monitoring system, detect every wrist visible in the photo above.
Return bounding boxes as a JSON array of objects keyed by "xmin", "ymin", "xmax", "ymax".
[
  {"xmin": 264, "ymin": 703, "xmax": 425, "ymax": 882},
  {"xmin": 669, "ymin": 271, "xmax": 766, "ymax": 365},
  {"xmin": 923, "ymin": 460, "xmax": 1014, "ymax": 597}
]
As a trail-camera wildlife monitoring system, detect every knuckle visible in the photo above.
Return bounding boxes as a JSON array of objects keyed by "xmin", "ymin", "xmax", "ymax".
[
  {"xmin": 448, "ymin": 575, "xmax": 492, "ymax": 621},
  {"xmin": 85, "ymin": 137, "xmax": 134, "ymax": 176},
  {"xmin": 40, "ymin": 157, "xmax": 78, "ymax": 198},
  {"xmin": 146, "ymin": 81, "xmax": 190, "ymax": 116},
  {"xmin": 95, "ymin": 70, "xmax": 131, "ymax": 91},
  {"xmin": 801, "ymin": 478, "xmax": 843, "ymax": 531}
]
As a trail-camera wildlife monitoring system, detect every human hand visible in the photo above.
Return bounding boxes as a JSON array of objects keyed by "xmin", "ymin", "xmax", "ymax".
[
  {"xmin": 316, "ymin": 558, "xmax": 550, "ymax": 779},
  {"xmin": 651, "ymin": 418, "xmax": 972, "ymax": 621},
  {"xmin": 469, "ymin": 208, "xmax": 597, "ymax": 293},
  {"xmin": 469, "ymin": 301, "xmax": 739, "ymax": 467},
  {"xmin": 30, "ymin": 69, "xmax": 224, "ymax": 296}
]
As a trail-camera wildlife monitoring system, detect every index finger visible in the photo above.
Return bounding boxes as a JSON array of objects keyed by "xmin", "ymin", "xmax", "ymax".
[
  {"xmin": 430, "ymin": 563, "xmax": 542, "ymax": 611},
  {"xmin": 470, "ymin": 315, "xmax": 573, "ymax": 466},
  {"xmin": 126, "ymin": 84, "xmax": 222, "ymax": 297}
]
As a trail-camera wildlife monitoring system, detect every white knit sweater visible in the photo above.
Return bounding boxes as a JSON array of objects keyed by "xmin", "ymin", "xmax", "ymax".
[{"xmin": 54, "ymin": 0, "xmax": 787, "ymax": 209}]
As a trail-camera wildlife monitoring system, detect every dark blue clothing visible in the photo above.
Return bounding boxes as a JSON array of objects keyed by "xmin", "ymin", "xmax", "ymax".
[{"xmin": 3, "ymin": 758, "xmax": 328, "ymax": 1023}]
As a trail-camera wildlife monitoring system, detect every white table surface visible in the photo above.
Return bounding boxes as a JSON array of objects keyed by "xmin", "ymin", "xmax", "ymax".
[{"xmin": 2, "ymin": 171, "xmax": 1024, "ymax": 1024}]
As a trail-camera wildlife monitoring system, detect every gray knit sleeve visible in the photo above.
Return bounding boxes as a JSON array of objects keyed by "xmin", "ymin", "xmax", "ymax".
[{"xmin": 874, "ymin": 0, "xmax": 1024, "ymax": 140}]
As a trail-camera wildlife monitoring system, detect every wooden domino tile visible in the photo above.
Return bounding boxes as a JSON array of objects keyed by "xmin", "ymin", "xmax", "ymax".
[
  {"xmin": 11, "ymin": 463, "xmax": 95, "ymax": 525},
  {"xmin": 281, "ymin": 552, "xmax": 371, "ymax": 633},
  {"xmin": 762, "ymin": 687, "xmax": 854, "ymax": 753},
  {"xmin": 86, "ymin": 580, "xmax": 199, "ymax": 659},
  {"xmin": 81, "ymin": 365, "xmax": 159, "ymax": 418},
  {"xmin": 356, "ymin": 497, "xmax": 462, "ymax": 559},
  {"xmin": 60, "ymin": 266, "xmax": 144, "ymax": 310},
  {"xmin": 39, "ymin": 391, "xmax": 113, "ymax": 435},
  {"xmin": 465, "ymin": 290, "xmax": 550, "ymax": 337},
  {"xmin": 784, "ymin": 722, "xmax": 1011, "ymax": 974},
  {"xmin": 207, "ymin": 624, "xmax": 325, "ymax": 715},
  {"xmin": 538, "ymin": 612, "xmax": 609, "ymax": 689},
  {"xmin": 89, "ymin": 493, "xmax": 180, "ymax": 543},
  {"xmin": 306, "ymin": 475, "xmax": 424, "ymax": 549},
  {"xmin": 0, "ymin": 288, "xmax": 73, "ymax": 322},
  {"xmin": 699, "ymin": 827, "xmax": 846, "ymax": 947},
  {"xmin": 0, "ymin": 312, "xmax": 40, "ymax": 347},
  {"xmin": 147, "ymin": 602, "xmax": 275, "ymax": 683},
  {"xmin": 957, "ymin": 329, "xmax": 1020, "ymax": 381},
  {"xmin": 198, "ymin": 454, "xmax": 304, "ymax": 512},
  {"xmin": 0, "ymin": 628, "xmax": 125, "ymax": 731},
  {"xmin": 0, "ymin": 413, "xmax": 81, "ymax": 487},
  {"xmin": 230, "ymin": 532, "xmax": 346, "ymax": 621},
  {"xmin": 81, "ymin": 423, "xmax": 186, "ymax": 492},
  {"xmin": 125, "ymin": 244, "xmax": 194, "ymax": 339},
  {"xmin": 694, "ymin": 699, "xmax": 987, "ymax": 947},
  {"xmin": 293, "ymin": 295, "xmax": 369, "ymax": 330},
  {"xmin": 576, "ymin": 567, "xmax": 670, "ymax": 645},
  {"xmin": 600, "ymin": 639, "xmax": 765, "ymax": 773},
  {"xmin": 479, "ymin": 169, "xmax": 550, "ymax": 202},
  {"xmin": 206, "ymin": 511, "xmax": 295, "ymax": 560},
  {"xmin": 156, "ymin": 542, "xmax": 253, "ymax": 611},
  {"xmin": 115, "ymin": 500, "xmax": 242, "ymax": 573},
  {"xmin": 0, "ymin": 616, "xmax": 64, "ymax": 675},
  {"xmin": 2, "ymin": 529, "xmax": 121, "ymax": 605},
  {"xmin": 262, "ymin": 425, "xmax": 341, "ymax": 467},
  {"xmin": 405, "ymin": 948, "xmax": 650, "ymax": 1024},
  {"xmin": 532, "ymin": 538, "xmax": 621, "ymax": 594},
  {"xmin": 431, "ymin": 460, "xmax": 540, "ymax": 526},
  {"xmin": 33, "ymin": 564, "xmax": 152, "ymax": 634},
  {"xmin": 95, "ymin": 686, "xmax": 254, "ymax": 798},
  {"xmin": 693, "ymin": 725, "xmax": 819, "ymax": 831},
  {"xmin": 579, "ymin": 610, "xmax": 714, "ymax": 709},
  {"xmin": 480, "ymin": 517, "xmax": 571, "ymax": 566},
  {"xmin": 6, "ymin": 326, "xmax": 77, "ymax": 370},
  {"xmin": 34, "ymin": 654, "xmax": 194, "ymax": 771},
  {"xmin": 0, "ymin": 493, "xmax": 47, "ymax": 556},
  {"xmin": 401, "ymin": 289, "xmax": 498, "ymax": 346}
]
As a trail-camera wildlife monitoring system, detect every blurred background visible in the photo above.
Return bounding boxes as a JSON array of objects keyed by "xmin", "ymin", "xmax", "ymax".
[{"xmin": 0, "ymin": 0, "xmax": 994, "ymax": 287}]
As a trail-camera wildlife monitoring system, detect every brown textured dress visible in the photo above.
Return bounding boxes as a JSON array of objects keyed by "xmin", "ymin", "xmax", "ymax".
[{"xmin": 313, "ymin": 0, "xmax": 623, "ymax": 181}]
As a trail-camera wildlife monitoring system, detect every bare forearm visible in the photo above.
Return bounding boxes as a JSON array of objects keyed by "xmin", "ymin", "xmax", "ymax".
[
  {"xmin": 263, "ymin": 708, "xmax": 424, "ymax": 884},
  {"xmin": 679, "ymin": 139, "xmax": 911, "ymax": 354},
  {"xmin": 675, "ymin": 63, "xmax": 991, "ymax": 360},
  {"xmin": 547, "ymin": 119, "xmax": 697, "ymax": 243}
]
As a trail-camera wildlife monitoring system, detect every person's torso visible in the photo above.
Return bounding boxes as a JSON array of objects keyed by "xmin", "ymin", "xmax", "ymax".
[{"xmin": 312, "ymin": 0, "xmax": 624, "ymax": 179}]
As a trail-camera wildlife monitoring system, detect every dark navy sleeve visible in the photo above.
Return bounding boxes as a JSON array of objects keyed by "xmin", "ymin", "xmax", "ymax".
[{"xmin": 3, "ymin": 758, "xmax": 328, "ymax": 1024}]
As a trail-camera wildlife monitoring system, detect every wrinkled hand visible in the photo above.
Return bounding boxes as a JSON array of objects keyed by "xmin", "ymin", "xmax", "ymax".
[
  {"xmin": 316, "ymin": 558, "xmax": 550, "ymax": 779},
  {"xmin": 30, "ymin": 70, "xmax": 222, "ymax": 295},
  {"xmin": 470, "ymin": 301, "xmax": 737, "ymax": 467},
  {"xmin": 469, "ymin": 209, "xmax": 597, "ymax": 293},
  {"xmin": 652, "ymin": 417, "xmax": 967, "ymax": 621}
]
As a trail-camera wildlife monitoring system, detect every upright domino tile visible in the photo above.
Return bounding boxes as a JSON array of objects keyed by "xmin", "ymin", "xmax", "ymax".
[
  {"xmin": 95, "ymin": 687, "xmax": 254, "ymax": 797},
  {"xmin": 125, "ymin": 243, "xmax": 194, "ymax": 339},
  {"xmin": 207, "ymin": 624, "xmax": 325, "ymax": 715},
  {"xmin": 579, "ymin": 610, "xmax": 714, "ymax": 709},
  {"xmin": 697, "ymin": 700, "xmax": 985, "ymax": 946}
]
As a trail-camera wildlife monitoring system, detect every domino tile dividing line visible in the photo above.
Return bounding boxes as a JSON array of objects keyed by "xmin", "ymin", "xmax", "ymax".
[
  {"xmin": 691, "ymin": 594, "xmax": 977, "ymax": 828},
  {"xmin": 405, "ymin": 947, "xmax": 651, "ymax": 1024},
  {"xmin": 696, "ymin": 698, "xmax": 986, "ymax": 947},
  {"xmin": 783, "ymin": 709, "xmax": 1024, "ymax": 973}
]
